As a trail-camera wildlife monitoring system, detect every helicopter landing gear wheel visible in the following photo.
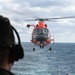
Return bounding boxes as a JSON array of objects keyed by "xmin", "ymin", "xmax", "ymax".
[
  {"xmin": 49, "ymin": 47, "xmax": 51, "ymax": 51},
  {"xmin": 40, "ymin": 45, "xmax": 42, "ymax": 48},
  {"xmin": 42, "ymin": 45, "xmax": 44, "ymax": 48},
  {"xmin": 40, "ymin": 44, "xmax": 44, "ymax": 49},
  {"xmin": 33, "ymin": 48, "xmax": 35, "ymax": 51}
]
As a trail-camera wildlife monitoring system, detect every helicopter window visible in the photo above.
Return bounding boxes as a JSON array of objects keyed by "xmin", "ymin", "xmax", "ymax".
[
  {"xmin": 34, "ymin": 28, "xmax": 41, "ymax": 35},
  {"xmin": 37, "ymin": 28, "xmax": 41, "ymax": 34},
  {"xmin": 42, "ymin": 28, "xmax": 49, "ymax": 34},
  {"xmin": 34, "ymin": 29, "xmax": 37, "ymax": 35},
  {"xmin": 34, "ymin": 28, "xmax": 42, "ymax": 35},
  {"xmin": 34, "ymin": 28, "xmax": 49, "ymax": 35}
]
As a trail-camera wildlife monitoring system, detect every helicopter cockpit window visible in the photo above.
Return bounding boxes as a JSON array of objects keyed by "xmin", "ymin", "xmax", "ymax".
[
  {"xmin": 34, "ymin": 28, "xmax": 49, "ymax": 35},
  {"xmin": 34, "ymin": 28, "xmax": 41, "ymax": 35},
  {"xmin": 42, "ymin": 28, "xmax": 49, "ymax": 34}
]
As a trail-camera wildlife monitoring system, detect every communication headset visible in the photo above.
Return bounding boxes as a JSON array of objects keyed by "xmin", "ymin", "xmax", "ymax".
[
  {"xmin": 9, "ymin": 25, "xmax": 24, "ymax": 63},
  {"xmin": 0, "ymin": 15, "xmax": 24, "ymax": 63}
]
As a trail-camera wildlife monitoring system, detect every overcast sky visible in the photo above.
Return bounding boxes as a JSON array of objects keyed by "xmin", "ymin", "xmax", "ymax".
[{"xmin": 0, "ymin": 0, "xmax": 75, "ymax": 43}]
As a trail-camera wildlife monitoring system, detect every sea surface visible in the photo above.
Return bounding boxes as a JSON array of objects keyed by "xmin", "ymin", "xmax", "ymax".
[{"xmin": 11, "ymin": 42, "xmax": 75, "ymax": 75}]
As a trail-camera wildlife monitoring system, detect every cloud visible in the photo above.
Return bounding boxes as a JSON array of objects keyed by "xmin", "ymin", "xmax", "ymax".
[
  {"xmin": 12, "ymin": 0, "xmax": 75, "ymax": 7},
  {"xmin": 0, "ymin": 0, "xmax": 75, "ymax": 42}
]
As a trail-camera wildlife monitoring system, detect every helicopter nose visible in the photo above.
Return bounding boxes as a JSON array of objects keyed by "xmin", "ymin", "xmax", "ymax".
[{"xmin": 36, "ymin": 35, "xmax": 47, "ymax": 42}]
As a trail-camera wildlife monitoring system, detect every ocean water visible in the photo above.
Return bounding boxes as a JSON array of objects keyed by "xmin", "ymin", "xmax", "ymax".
[{"xmin": 11, "ymin": 42, "xmax": 75, "ymax": 75}]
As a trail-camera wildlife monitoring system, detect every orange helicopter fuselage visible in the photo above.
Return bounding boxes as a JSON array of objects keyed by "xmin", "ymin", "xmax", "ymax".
[
  {"xmin": 27, "ymin": 21, "xmax": 54, "ymax": 48},
  {"xmin": 31, "ymin": 22, "xmax": 51, "ymax": 47}
]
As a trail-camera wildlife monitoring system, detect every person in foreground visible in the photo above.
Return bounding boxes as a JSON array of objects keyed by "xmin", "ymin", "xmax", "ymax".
[{"xmin": 0, "ymin": 15, "xmax": 24, "ymax": 75}]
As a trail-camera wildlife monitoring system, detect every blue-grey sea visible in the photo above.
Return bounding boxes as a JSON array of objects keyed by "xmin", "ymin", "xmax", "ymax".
[{"xmin": 11, "ymin": 42, "xmax": 75, "ymax": 75}]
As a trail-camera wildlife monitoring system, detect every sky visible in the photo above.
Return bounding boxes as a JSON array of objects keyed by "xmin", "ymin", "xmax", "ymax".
[{"xmin": 0, "ymin": 0, "xmax": 75, "ymax": 43}]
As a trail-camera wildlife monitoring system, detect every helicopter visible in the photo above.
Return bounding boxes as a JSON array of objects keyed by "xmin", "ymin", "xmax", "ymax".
[
  {"xmin": 27, "ymin": 18, "xmax": 54, "ymax": 51},
  {"xmin": 26, "ymin": 16, "xmax": 75, "ymax": 51}
]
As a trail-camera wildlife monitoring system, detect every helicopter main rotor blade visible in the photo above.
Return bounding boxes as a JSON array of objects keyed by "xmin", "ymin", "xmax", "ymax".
[
  {"xmin": 25, "ymin": 19, "xmax": 36, "ymax": 21},
  {"xmin": 25, "ymin": 16, "xmax": 75, "ymax": 21},
  {"xmin": 25, "ymin": 18, "xmax": 40, "ymax": 21},
  {"xmin": 46, "ymin": 16, "xmax": 75, "ymax": 21}
]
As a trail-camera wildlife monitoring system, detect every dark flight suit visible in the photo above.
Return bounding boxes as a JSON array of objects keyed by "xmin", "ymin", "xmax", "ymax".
[{"xmin": 0, "ymin": 68, "xmax": 15, "ymax": 75}]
